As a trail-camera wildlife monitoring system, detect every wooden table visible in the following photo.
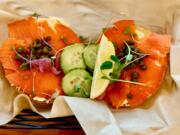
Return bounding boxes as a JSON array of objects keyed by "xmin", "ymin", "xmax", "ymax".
[{"xmin": 0, "ymin": 110, "xmax": 85, "ymax": 135}]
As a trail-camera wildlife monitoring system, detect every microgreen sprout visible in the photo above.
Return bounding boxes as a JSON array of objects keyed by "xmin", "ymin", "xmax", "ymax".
[
  {"xmin": 123, "ymin": 41, "xmax": 133, "ymax": 61},
  {"xmin": 12, "ymin": 46, "xmax": 29, "ymax": 62},
  {"xmin": 101, "ymin": 70, "xmax": 146, "ymax": 86},
  {"xmin": 100, "ymin": 41, "xmax": 148, "ymax": 86}
]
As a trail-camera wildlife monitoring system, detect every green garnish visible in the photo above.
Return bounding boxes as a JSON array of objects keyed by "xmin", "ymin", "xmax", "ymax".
[
  {"xmin": 17, "ymin": 47, "xmax": 24, "ymax": 53},
  {"xmin": 124, "ymin": 41, "xmax": 133, "ymax": 61},
  {"xmin": 110, "ymin": 55, "xmax": 125, "ymax": 79},
  {"xmin": 102, "ymin": 27, "xmax": 107, "ymax": 33},
  {"xmin": 79, "ymin": 35, "xmax": 87, "ymax": 42},
  {"xmin": 110, "ymin": 55, "xmax": 120, "ymax": 62},
  {"xmin": 100, "ymin": 41, "xmax": 147, "ymax": 86},
  {"xmin": 20, "ymin": 62, "xmax": 29, "ymax": 70},
  {"xmin": 125, "ymin": 54, "xmax": 133, "ymax": 61},
  {"xmin": 100, "ymin": 61, "xmax": 113, "ymax": 70},
  {"xmin": 31, "ymin": 12, "xmax": 48, "ymax": 18},
  {"xmin": 101, "ymin": 73, "xmax": 146, "ymax": 86},
  {"xmin": 31, "ymin": 12, "xmax": 41, "ymax": 18},
  {"xmin": 43, "ymin": 46, "xmax": 49, "ymax": 54},
  {"xmin": 124, "ymin": 26, "xmax": 131, "ymax": 35}
]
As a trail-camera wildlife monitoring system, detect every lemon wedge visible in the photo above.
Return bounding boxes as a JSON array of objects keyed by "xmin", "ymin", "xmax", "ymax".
[{"xmin": 90, "ymin": 35, "xmax": 115, "ymax": 99}]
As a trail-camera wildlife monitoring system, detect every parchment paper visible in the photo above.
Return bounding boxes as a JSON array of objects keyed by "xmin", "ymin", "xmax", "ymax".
[{"xmin": 0, "ymin": 0, "xmax": 180, "ymax": 135}]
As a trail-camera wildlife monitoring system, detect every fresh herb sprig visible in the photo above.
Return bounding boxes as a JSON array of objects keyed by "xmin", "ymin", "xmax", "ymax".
[
  {"xmin": 31, "ymin": 12, "xmax": 48, "ymax": 18},
  {"xmin": 100, "ymin": 41, "xmax": 148, "ymax": 86}
]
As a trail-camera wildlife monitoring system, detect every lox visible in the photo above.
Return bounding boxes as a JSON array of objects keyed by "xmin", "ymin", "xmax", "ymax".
[
  {"xmin": 102, "ymin": 20, "xmax": 171, "ymax": 108},
  {"xmin": 0, "ymin": 17, "xmax": 80, "ymax": 104},
  {"xmin": 0, "ymin": 17, "xmax": 171, "ymax": 108}
]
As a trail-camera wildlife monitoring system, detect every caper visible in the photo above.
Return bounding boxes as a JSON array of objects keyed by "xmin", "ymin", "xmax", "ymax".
[
  {"xmin": 139, "ymin": 61, "xmax": 144, "ymax": 66},
  {"xmin": 20, "ymin": 62, "xmax": 29, "ymax": 70},
  {"xmin": 17, "ymin": 47, "xmax": 24, "ymax": 53},
  {"xmin": 35, "ymin": 43, "xmax": 42, "ymax": 48},
  {"xmin": 24, "ymin": 54, "xmax": 29, "ymax": 59},
  {"xmin": 109, "ymin": 72, "xmax": 113, "ymax": 77},
  {"xmin": 130, "ymin": 45, "xmax": 135, "ymax": 51},
  {"xmin": 30, "ymin": 48, "xmax": 36, "ymax": 53},
  {"xmin": 141, "ymin": 65, "xmax": 147, "ymax": 70},
  {"xmin": 31, "ymin": 55, "xmax": 37, "ymax": 59},
  {"xmin": 15, "ymin": 54, "xmax": 21, "ymax": 60},
  {"xmin": 127, "ymin": 93, "xmax": 133, "ymax": 99},
  {"xmin": 43, "ymin": 46, "xmax": 49, "ymax": 54},
  {"xmin": 131, "ymin": 71, "xmax": 139, "ymax": 79},
  {"xmin": 36, "ymin": 48, "xmax": 42, "ymax": 53},
  {"xmin": 34, "ymin": 39, "xmax": 40, "ymax": 44}
]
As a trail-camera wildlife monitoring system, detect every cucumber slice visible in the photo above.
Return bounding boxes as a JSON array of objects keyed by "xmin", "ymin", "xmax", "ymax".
[
  {"xmin": 83, "ymin": 44, "xmax": 98, "ymax": 70},
  {"xmin": 62, "ymin": 69, "xmax": 92, "ymax": 98},
  {"xmin": 60, "ymin": 43, "xmax": 86, "ymax": 73}
]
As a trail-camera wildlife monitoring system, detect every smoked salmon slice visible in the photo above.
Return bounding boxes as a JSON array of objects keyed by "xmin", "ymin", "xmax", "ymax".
[
  {"xmin": 104, "ymin": 20, "xmax": 136, "ymax": 52},
  {"xmin": 103, "ymin": 20, "xmax": 171, "ymax": 108},
  {"xmin": 0, "ymin": 16, "xmax": 80, "ymax": 103}
]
